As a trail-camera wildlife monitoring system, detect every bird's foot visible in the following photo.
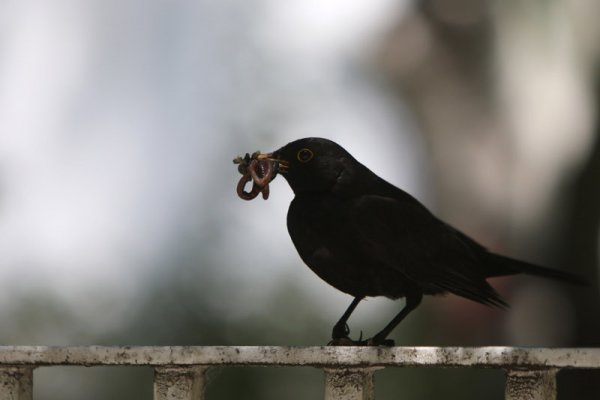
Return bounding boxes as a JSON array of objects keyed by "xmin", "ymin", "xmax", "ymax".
[
  {"xmin": 331, "ymin": 322, "xmax": 350, "ymax": 340},
  {"xmin": 328, "ymin": 337, "xmax": 359, "ymax": 346},
  {"xmin": 330, "ymin": 324, "xmax": 365, "ymax": 346},
  {"xmin": 365, "ymin": 334, "xmax": 395, "ymax": 347},
  {"xmin": 328, "ymin": 337, "xmax": 395, "ymax": 346},
  {"xmin": 328, "ymin": 331, "xmax": 394, "ymax": 347},
  {"xmin": 354, "ymin": 334, "xmax": 395, "ymax": 347}
]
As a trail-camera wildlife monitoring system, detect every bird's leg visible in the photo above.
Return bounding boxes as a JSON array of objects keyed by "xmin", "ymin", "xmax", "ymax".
[
  {"xmin": 329, "ymin": 296, "xmax": 363, "ymax": 345},
  {"xmin": 365, "ymin": 293, "xmax": 423, "ymax": 347}
]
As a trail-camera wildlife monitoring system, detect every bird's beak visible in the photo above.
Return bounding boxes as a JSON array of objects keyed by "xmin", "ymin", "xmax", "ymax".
[
  {"xmin": 257, "ymin": 152, "xmax": 289, "ymax": 174},
  {"xmin": 255, "ymin": 153, "xmax": 271, "ymax": 161}
]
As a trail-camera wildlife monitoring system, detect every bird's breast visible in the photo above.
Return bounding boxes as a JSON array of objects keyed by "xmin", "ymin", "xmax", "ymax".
[
  {"xmin": 286, "ymin": 195, "xmax": 341, "ymax": 261},
  {"xmin": 286, "ymin": 195, "xmax": 410, "ymax": 298}
]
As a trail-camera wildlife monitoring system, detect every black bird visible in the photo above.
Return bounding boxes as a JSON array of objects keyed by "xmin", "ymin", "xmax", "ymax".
[{"xmin": 258, "ymin": 137, "xmax": 584, "ymax": 346}]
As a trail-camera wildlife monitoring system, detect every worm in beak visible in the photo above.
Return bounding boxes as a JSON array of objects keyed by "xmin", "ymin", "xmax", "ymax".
[{"xmin": 233, "ymin": 152, "xmax": 278, "ymax": 200}]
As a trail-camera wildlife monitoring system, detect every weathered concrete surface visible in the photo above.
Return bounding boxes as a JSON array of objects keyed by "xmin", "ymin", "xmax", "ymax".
[
  {"xmin": 0, "ymin": 367, "xmax": 33, "ymax": 400},
  {"xmin": 0, "ymin": 346, "xmax": 597, "ymax": 369},
  {"xmin": 0, "ymin": 348, "xmax": 595, "ymax": 399},
  {"xmin": 153, "ymin": 366, "xmax": 206, "ymax": 400},
  {"xmin": 505, "ymin": 369, "xmax": 557, "ymax": 400},
  {"xmin": 324, "ymin": 368, "xmax": 377, "ymax": 400}
]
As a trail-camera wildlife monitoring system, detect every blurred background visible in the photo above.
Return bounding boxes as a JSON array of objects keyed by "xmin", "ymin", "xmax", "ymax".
[{"xmin": 1, "ymin": 0, "xmax": 599, "ymax": 399}]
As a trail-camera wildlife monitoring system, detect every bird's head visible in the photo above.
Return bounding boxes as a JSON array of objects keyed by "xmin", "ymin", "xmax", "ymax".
[{"xmin": 259, "ymin": 137, "xmax": 354, "ymax": 194}]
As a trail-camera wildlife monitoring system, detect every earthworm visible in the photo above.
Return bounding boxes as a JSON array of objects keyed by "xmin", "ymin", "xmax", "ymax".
[
  {"xmin": 236, "ymin": 171, "xmax": 262, "ymax": 200},
  {"xmin": 249, "ymin": 159, "xmax": 274, "ymax": 187},
  {"xmin": 234, "ymin": 155, "xmax": 275, "ymax": 200}
]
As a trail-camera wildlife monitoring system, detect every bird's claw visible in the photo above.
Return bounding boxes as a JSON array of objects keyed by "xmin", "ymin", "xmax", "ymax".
[
  {"xmin": 331, "ymin": 322, "xmax": 350, "ymax": 339},
  {"xmin": 327, "ymin": 333, "xmax": 395, "ymax": 347},
  {"xmin": 327, "ymin": 337, "xmax": 358, "ymax": 346}
]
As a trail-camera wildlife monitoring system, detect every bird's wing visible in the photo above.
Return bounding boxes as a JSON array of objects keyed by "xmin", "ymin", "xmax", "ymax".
[{"xmin": 350, "ymin": 194, "xmax": 506, "ymax": 307}]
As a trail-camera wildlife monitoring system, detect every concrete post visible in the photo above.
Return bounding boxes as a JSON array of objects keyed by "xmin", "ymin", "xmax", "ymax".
[
  {"xmin": 0, "ymin": 367, "xmax": 33, "ymax": 400},
  {"xmin": 324, "ymin": 368, "xmax": 377, "ymax": 400},
  {"xmin": 505, "ymin": 369, "xmax": 558, "ymax": 400},
  {"xmin": 153, "ymin": 366, "xmax": 207, "ymax": 400}
]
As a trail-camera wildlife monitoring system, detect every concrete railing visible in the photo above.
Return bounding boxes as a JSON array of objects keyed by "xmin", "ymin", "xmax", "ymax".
[{"xmin": 0, "ymin": 346, "xmax": 599, "ymax": 399}]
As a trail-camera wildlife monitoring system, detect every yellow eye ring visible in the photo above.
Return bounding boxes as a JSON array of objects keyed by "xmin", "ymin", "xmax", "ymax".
[{"xmin": 297, "ymin": 148, "xmax": 314, "ymax": 163}]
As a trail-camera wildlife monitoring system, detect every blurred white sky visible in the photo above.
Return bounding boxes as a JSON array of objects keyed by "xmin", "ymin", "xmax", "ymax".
[{"xmin": 0, "ymin": 0, "xmax": 425, "ymax": 321}]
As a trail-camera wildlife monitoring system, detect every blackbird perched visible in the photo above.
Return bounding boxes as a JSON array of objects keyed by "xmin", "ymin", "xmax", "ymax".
[{"xmin": 255, "ymin": 137, "xmax": 584, "ymax": 346}]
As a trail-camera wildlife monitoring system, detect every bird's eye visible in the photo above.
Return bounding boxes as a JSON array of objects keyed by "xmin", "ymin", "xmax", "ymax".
[{"xmin": 297, "ymin": 148, "xmax": 314, "ymax": 163}]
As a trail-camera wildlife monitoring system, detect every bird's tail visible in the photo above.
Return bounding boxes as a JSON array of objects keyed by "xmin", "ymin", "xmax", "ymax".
[{"xmin": 487, "ymin": 253, "xmax": 587, "ymax": 285}]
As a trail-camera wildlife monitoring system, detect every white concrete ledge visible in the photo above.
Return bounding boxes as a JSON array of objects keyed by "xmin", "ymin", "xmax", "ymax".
[{"xmin": 0, "ymin": 346, "xmax": 598, "ymax": 369}]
